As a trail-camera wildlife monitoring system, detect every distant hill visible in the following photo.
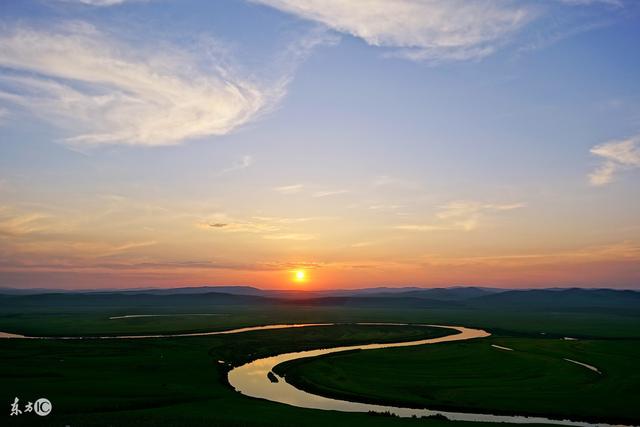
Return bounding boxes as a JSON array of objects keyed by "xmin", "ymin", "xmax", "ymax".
[
  {"xmin": 467, "ymin": 288, "xmax": 640, "ymax": 310},
  {"xmin": 0, "ymin": 286, "xmax": 638, "ymax": 314},
  {"xmin": 344, "ymin": 287, "xmax": 502, "ymax": 301},
  {"xmin": 282, "ymin": 296, "xmax": 464, "ymax": 309},
  {"xmin": 0, "ymin": 291, "xmax": 273, "ymax": 310},
  {"xmin": 0, "ymin": 285, "xmax": 267, "ymax": 296},
  {"xmin": 119, "ymin": 286, "xmax": 268, "ymax": 296},
  {"xmin": 0, "ymin": 285, "xmax": 504, "ymax": 299}
]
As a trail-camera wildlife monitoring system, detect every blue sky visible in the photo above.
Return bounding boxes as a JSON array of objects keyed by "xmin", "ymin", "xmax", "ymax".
[{"xmin": 0, "ymin": 0, "xmax": 639, "ymax": 289}]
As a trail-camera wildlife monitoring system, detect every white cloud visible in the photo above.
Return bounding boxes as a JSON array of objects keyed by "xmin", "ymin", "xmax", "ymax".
[
  {"xmin": 0, "ymin": 23, "xmax": 286, "ymax": 146},
  {"xmin": 252, "ymin": 0, "xmax": 534, "ymax": 62},
  {"xmin": 58, "ymin": 0, "xmax": 142, "ymax": 6},
  {"xmin": 219, "ymin": 155, "xmax": 254, "ymax": 175},
  {"xmin": 589, "ymin": 135, "xmax": 640, "ymax": 186},
  {"xmin": 313, "ymin": 189, "xmax": 349, "ymax": 198},
  {"xmin": 273, "ymin": 184, "xmax": 304, "ymax": 194},
  {"xmin": 436, "ymin": 201, "xmax": 525, "ymax": 219},
  {"xmin": 396, "ymin": 200, "xmax": 525, "ymax": 232},
  {"xmin": 557, "ymin": 0, "xmax": 622, "ymax": 6}
]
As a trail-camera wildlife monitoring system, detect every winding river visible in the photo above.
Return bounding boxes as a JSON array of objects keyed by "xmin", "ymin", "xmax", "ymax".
[
  {"xmin": 226, "ymin": 323, "xmax": 628, "ymax": 427},
  {"xmin": 0, "ymin": 323, "xmax": 630, "ymax": 426}
]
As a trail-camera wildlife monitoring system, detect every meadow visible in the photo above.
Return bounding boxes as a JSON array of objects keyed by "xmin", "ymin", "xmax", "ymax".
[
  {"xmin": 1, "ymin": 289, "xmax": 639, "ymax": 426},
  {"xmin": 276, "ymin": 335, "xmax": 639, "ymax": 424},
  {"xmin": 0, "ymin": 320, "xmax": 462, "ymax": 427}
]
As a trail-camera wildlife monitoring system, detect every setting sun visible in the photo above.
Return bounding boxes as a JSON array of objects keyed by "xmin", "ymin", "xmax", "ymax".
[{"xmin": 294, "ymin": 270, "xmax": 306, "ymax": 283}]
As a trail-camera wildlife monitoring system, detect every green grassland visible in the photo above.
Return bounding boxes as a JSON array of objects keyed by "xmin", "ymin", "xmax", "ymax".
[
  {"xmin": 0, "ymin": 324, "xmax": 461, "ymax": 427},
  {"xmin": 1, "ymin": 291, "xmax": 639, "ymax": 426},
  {"xmin": 276, "ymin": 336, "xmax": 640, "ymax": 424},
  {"xmin": 2, "ymin": 305, "xmax": 640, "ymax": 338}
]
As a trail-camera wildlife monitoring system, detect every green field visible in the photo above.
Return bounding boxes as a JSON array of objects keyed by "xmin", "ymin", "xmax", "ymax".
[
  {"xmin": 2, "ymin": 305, "xmax": 640, "ymax": 338},
  {"xmin": 1, "ymin": 291, "xmax": 639, "ymax": 426},
  {"xmin": 276, "ymin": 336, "xmax": 640, "ymax": 424},
  {"xmin": 0, "ymin": 323, "xmax": 463, "ymax": 427}
]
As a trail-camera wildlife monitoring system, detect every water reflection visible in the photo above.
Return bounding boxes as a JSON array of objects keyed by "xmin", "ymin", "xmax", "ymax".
[{"xmin": 228, "ymin": 324, "xmax": 628, "ymax": 427}]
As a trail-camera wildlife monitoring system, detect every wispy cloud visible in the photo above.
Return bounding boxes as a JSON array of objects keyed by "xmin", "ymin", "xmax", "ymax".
[
  {"xmin": 219, "ymin": 155, "xmax": 254, "ymax": 175},
  {"xmin": 59, "ymin": 0, "xmax": 137, "ymax": 5},
  {"xmin": 263, "ymin": 233, "xmax": 316, "ymax": 241},
  {"xmin": 69, "ymin": 240, "xmax": 158, "ymax": 257},
  {"xmin": 0, "ymin": 210, "xmax": 50, "ymax": 237},
  {"xmin": 198, "ymin": 217, "xmax": 280, "ymax": 234},
  {"xmin": 589, "ymin": 135, "xmax": 640, "ymax": 186},
  {"xmin": 0, "ymin": 257, "xmax": 330, "ymax": 275},
  {"xmin": 518, "ymin": 20, "xmax": 612, "ymax": 54},
  {"xmin": 198, "ymin": 214, "xmax": 328, "ymax": 237},
  {"xmin": 313, "ymin": 189, "xmax": 349, "ymax": 198},
  {"xmin": 0, "ymin": 23, "xmax": 286, "ymax": 146},
  {"xmin": 273, "ymin": 184, "xmax": 304, "ymax": 194},
  {"xmin": 272, "ymin": 185, "xmax": 348, "ymax": 198},
  {"xmin": 396, "ymin": 200, "xmax": 525, "ymax": 232},
  {"xmin": 253, "ymin": 0, "xmax": 533, "ymax": 63},
  {"xmin": 437, "ymin": 201, "xmax": 525, "ymax": 219},
  {"xmin": 252, "ymin": 215, "xmax": 332, "ymax": 224},
  {"xmin": 368, "ymin": 204, "xmax": 404, "ymax": 211},
  {"xmin": 423, "ymin": 241, "xmax": 640, "ymax": 268},
  {"xmin": 557, "ymin": 0, "xmax": 623, "ymax": 6}
]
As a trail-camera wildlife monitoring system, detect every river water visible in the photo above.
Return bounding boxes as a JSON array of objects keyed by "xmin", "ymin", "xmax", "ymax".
[{"xmin": 227, "ymin": 324, "xmax": 629, "ymax": 427}]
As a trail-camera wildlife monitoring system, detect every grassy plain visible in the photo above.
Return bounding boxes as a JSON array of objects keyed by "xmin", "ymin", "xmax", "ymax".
[
  {"xmin": 277, "ymin": 336, "xmax": 640, "ymax": 424},
  {"xmin": 0, "ymin": 323, "xmax": 458, "ymax": 427},
  {"xmin": 1, "ymin": 295, "xmax": 639, "ymax": 426}
]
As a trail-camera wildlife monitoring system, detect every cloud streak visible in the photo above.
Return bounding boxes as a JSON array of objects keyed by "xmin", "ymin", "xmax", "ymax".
[
  {"xmin": 0, "ymin": 23, "xmax": 286, "ymax": 146},
  {"xmin": 60, "ymin": 0, "xmax": 136, "ymax": 5},
  {"xmin": 396, "ymin": 201, "xmax": 525, "ymax": 232},
  {"xmin": 253, "ymin": 0, "xmax": 534, "ymax": 62},
  {"xmin": 313, "ymin": 189, "xmax": 349, "ymax": 198},
  {"xmin": 557, "ymin": 0, "xmax": 622, "ymax": 6},
  {"xmin": 219, "ymin": 155, "xmax": 254, "ymax": 175},
  {"xmin": 198, "ymin": 214, "xmax": 328, "ymax": 238},
  {"xmin": 589, "ymin": 135, "xmax": 640, "ymax": 186},
  {"xmin": 0, "ymin": 210, "xmax": 50, "ymax": 237},
  {"xmin": 273, "ymin": 184, "xmax": 304, "ymax": 194}
]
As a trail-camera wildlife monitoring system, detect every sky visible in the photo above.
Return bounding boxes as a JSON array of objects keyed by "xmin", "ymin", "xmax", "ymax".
[{"xmin": 0, "ymin": 0, "xmax": 639, "ymax": 290}]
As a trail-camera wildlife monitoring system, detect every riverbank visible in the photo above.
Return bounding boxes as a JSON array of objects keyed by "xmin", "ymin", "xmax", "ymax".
[{"xmin": 275, "ymin": 336, "xmax": 638, "ymax": 425}]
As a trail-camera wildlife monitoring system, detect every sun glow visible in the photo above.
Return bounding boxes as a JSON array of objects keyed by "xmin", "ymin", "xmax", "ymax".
[{"xmin": 293, "ymin": 269, "xmax": 306, "ymax": 283}]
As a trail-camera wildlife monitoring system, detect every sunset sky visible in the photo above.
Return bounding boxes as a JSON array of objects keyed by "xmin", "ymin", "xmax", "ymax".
[{"xmin": 1, "ymin": 0, "xmax": 639, "ymax": 290}]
